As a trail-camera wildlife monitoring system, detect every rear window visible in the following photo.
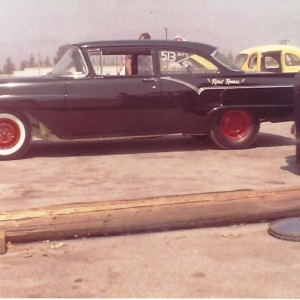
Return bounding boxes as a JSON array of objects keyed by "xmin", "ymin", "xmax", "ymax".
[
  {"xmin": 285, "ymin": 53, "xmax": 300, "ymax": 66},
  {"xmin": 159, "ymin": 50, "xmax": 219, "ymax": 74}
]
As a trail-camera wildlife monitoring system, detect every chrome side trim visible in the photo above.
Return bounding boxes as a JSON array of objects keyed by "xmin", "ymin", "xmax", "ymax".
[
  {"xmin": 161, "ymin": 77, "xmax": 201, "ymax": 94},
  {"xmin": 161, "ymin": 76, "xmax": 293, "ymax": 96}
]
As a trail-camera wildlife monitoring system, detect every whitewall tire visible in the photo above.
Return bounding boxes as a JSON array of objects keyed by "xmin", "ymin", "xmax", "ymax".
[{"xmin": 0, "ymin": 111, "xmax": 32, "ymax": 160}]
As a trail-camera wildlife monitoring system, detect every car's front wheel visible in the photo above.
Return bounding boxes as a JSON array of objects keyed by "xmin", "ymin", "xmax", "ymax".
[
  {"xmin": 208, "ymin": 110, "xmax": 260, "ymax": 150},
  {"xmin": 0, "ymin": 111, "xmax": 32, "ymax": 160}
]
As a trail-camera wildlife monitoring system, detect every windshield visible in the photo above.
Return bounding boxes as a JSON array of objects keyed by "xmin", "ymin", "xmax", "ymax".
[
  {"xmin": 52, "ymin": 47, "xmax": 87, "ymax": 77},
  {"xmin": 234, "ymin": 54, "xmax": 248, "ymax": 69},
  {"xmin": 212, "ymin": 50, "xmax": 242, "ymax": 71}
]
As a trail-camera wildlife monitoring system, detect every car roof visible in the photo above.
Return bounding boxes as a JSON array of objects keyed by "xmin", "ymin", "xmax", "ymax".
[
  {"xmin": 239, "ymin": 44, "xmax": 300, "ymax": 54},
  {"xmin": 71, "ymin": 40, "xmax": 217, "ymax": 55}
]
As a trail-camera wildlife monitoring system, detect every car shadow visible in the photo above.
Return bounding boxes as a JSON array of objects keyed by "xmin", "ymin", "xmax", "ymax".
[
  {"xmin": 24, "ymin": 135, "xmax": 217, "ymax": 159},
  {"xmin": 23, "ymin": 131, "xmax": 296, "ymax": 159},
  {"xmin": 254, "ymin": 132, "xmax": 295, "ymax": 148},
  {"xmin": 280, "ymin": 155, "xmax": 300, "ymax": 176}
]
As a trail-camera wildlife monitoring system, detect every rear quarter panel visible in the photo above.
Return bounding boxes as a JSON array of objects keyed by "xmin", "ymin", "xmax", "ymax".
[{"xmin": 207, "ymin": 73, "xmax": 295, "ymax": 122}]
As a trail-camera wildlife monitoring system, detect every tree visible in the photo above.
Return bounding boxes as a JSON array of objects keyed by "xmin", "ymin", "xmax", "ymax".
[
  {"xmin": 28, "ymin": 53, "xmax": 37, "ymax": 68},
  {"xmin": 20, "ymin": 60, "xmax": 28, "ymax": 70},
  {"xmin": 53, "ymin": 44, "xmax": 69, "ymax": 64},
  {"xmin": 3, "ymin": 57, "xmax": 16, "ymax": 74},
  {"xmin": 44, "ymin": 56, "xmax": 52, "ymax": 67}
]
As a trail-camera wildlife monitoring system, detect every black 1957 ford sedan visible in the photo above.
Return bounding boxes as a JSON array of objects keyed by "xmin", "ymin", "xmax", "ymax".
[{"xmin": 0, "ymin": 40, "xmax": 296, "ymax": 160}]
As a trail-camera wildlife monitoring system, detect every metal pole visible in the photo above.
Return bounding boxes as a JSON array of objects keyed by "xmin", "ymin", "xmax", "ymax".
[{"xmin": 38, "ymin": 53, "xmax": 41, "ymax": 76}]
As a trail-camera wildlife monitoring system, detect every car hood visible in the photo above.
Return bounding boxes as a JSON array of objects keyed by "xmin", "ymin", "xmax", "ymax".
[{"xmin": 0, "ymin": 75, "xmax": 66, "ymax": 100}]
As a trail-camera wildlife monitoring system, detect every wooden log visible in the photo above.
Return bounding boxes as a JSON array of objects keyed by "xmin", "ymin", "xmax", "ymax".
[
  {"xmin": 0, "ymin": 230, "xmax": 6, "ymax": 254},
  {"xmin": 1, "ymin": 186, "xmax": 300, "ymax": 246}
]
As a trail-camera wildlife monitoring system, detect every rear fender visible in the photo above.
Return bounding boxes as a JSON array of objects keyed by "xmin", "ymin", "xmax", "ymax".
[{"xmin": 207, "ymin": 106, "xmax": 292, "ymax": 124}]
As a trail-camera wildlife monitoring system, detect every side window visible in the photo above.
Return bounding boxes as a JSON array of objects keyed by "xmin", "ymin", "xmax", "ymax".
[
  {"xmin": 159, "ymin": 50, "xmax": 219, "ymax": 74},
  {"xmin": 264, "ymin": 56, "xmax": 280, "ymax": 68},
  {"xmin": 262, "ymin": 53, "xmax": 281, "ymax": 71},
  {"xmin": 89, "ymin": 52, "xmax": 125, "ymax": 76},
  {"xmin": 285, "ymin": 53, "xmax": 300, "ymax": 66},
  {"xmin": 88, "ymin": 50, "xmax": 153, "ymax": 76},
  {"xmin": 136, "ymin": 54, "xmax": 153, "ymax": 75},
  {"xmin": 248, "ymin": 54, "xmax": 257, "ymax": 69},
  {"xmin": 127, "ymin": 53, "xmax": 153, "ymax": 75}
]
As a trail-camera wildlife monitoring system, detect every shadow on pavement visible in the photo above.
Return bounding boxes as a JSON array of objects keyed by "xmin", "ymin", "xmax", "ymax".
[
  {"xmin": 255, "ymin": 132, "xmax": 295, "ymax": 148},
  {"xmin": 25, "ymin": 135, "xmax": 216, "ymax": 159},
  {"xmin": 24, "ymin": 132, "xmax": 294, "ymax": 159},
  {"xmin": 281, "ymin": 155, "xmax": 300, "ymax": 176}
]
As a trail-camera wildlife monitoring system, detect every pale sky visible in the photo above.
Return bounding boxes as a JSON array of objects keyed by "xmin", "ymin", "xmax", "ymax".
[{"xmin": 0, "ymin": 0, "xmax": 299, "ymax": 68}]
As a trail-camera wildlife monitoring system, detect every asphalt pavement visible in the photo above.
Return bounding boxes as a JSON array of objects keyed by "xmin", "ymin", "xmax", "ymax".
[{"xmin": 0, "ymin": 121, "xmax": 299, "ymax": 297}]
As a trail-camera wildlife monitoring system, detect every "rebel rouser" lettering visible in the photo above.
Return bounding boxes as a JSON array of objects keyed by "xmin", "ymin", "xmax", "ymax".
[{"xmin": 208, "ymin": 78, "xmax": 245, "ymax": 86}]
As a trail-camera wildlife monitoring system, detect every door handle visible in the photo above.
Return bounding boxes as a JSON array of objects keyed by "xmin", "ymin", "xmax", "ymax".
[{"xmin": 142, "ymin": 78, "xmax": 157, "ymax": 82}]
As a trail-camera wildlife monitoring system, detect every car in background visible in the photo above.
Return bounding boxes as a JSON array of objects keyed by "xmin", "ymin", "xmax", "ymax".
[
  {"xmin": 294, "ymin": 72, "xmax": 300, "ymax": 167},
  {"xmin": 235, "ymin": 45, "xmax": 300, "ymax": 73},
  {"xmin": 0, "ymin": 40, "xmax": 296, "ymax": 160}
]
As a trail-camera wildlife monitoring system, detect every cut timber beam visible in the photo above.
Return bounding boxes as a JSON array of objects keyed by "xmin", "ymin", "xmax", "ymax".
[{"xmin": 0, "ymin": 186, "xmax": 300, "ymax": 246}]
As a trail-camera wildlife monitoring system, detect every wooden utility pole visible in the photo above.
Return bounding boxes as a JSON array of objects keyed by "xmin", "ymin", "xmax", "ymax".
[
  {"xmin": 280, "ymin": 39, "xmax": 289, "ymax": 45},
  {"xmin": 1, "ymin": 186, "xmax": 300, "ymax": 254}
]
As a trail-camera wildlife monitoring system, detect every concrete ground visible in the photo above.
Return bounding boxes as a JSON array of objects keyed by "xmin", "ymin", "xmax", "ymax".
[
  {"xmin": 0, "ymin": 121, "xmax": 299, "ymax": 297},
  {"xmin": 0, "ymin": 122, "xmax": 299, "ymax": 212},
  {"xmin": 1, "ymin": 223, "xmax": 300, "ymax": 298}
]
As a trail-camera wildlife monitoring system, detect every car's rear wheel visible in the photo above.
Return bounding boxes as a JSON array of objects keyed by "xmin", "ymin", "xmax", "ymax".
[
  {"xmin": 0, "ymin": 111, "xmax": 32, "ymax": 160},
  {"xmin": 209, "ymin": 110, "xmax": 260, "ymax": 149}
]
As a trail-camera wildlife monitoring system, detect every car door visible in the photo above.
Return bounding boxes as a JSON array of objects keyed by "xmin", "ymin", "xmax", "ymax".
[
  {"xmin": 157, "ymin": 47, "xmax": 222, "ymax": 134},
  {"xmin": 65, "ymin": 47, "xmax": 162, "ymax": 138}
]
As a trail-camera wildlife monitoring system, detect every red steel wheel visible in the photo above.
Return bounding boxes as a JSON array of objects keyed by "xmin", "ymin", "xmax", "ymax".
[
  {"xmin": 209, "ymin": 109, "xmax": 260, "ymax": 150},
  {"xmin": 220, "ymin": 110, "xmax": 252, "ymax": 140},
  {"xmin": 0, "ymin": 112, "xmax": 32, "ymax": 160},
  {"xmin": 0, "ymin": 118, "xmax": 21, "ymax": 149}
]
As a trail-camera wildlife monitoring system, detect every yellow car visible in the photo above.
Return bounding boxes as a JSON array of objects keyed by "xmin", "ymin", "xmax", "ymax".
[{"xmin": 234, "ymin": 45, "xmax": 300, "ymax": 73}]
